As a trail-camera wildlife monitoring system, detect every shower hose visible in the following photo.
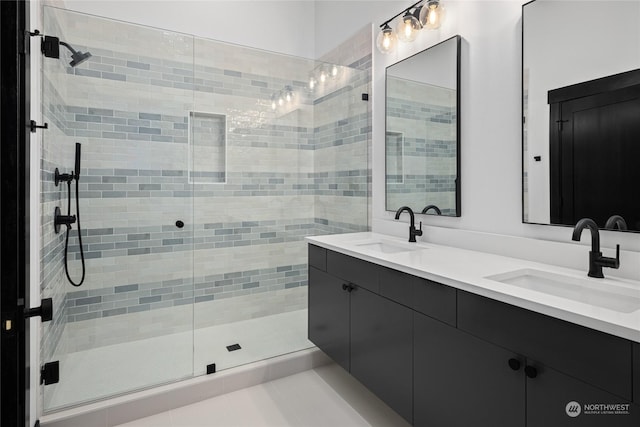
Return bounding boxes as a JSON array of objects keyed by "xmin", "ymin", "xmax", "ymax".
[{"xmin": 64, "ymin": 178, "xmax": 86, "ymax": 286}]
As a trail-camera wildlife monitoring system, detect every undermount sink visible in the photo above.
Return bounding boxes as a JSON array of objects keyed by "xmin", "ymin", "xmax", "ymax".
[
  {"xmin": 486, "ymin": 269, "xmax": 640, "ymax": 313},
  {"xmin": 354, "ymin": 240, "xmax": 426, "ymax": 254}
]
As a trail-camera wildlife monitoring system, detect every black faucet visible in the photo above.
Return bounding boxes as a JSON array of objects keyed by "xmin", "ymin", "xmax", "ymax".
[
  {"xmin": 571, "ymin": 218, "xmax": 620, "ymax": 278},
  {"xmin": 421, "ymin": 205, "xmax": 442, "ymax": 215},
  {"xmin": 395, "ymin": 206, "xmax": 422, "ymax": 242},
  {"xmin": 605, "ymin": 215, "xmax": 628, "ymax": 231}
]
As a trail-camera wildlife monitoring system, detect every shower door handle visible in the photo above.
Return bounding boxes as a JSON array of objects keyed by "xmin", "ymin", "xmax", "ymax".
[{"xmin": 24, "ymin": 297, "xmax": 53, "ymax": 322}]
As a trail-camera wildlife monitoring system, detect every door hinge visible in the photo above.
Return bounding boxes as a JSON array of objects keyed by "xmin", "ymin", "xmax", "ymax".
[
  {"xmin": 30, "ymin": 120, "xmax": 49, "ymax": 133},
  {"xmin": 41, "ymin": 361, "xmax": 60, "ymax": 385}
]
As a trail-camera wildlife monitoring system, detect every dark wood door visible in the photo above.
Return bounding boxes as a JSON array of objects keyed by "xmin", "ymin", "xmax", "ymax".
[
  {"xmin": 308, "ymin": 267, "xmax": 350, "ymax": 371},
  {"xmin": 350, "ymin": 287, "xmax": 413, "ymax": 424},
  {"xmin": 527, "ymin": 363, "xmax": 640, "ymax": 427},
  {"xmin": 550, "ymin": 82, "xmax": 640, "ymax": 229},
  {"xmin": 414, "ymin": 312, "xmax": 525, "ymax": 427}
]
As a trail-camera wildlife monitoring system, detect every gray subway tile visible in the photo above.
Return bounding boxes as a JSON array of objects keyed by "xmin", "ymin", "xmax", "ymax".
[
  {"xmin": 139, "ymin": 113, "xmax": 161, "ymax": 120},
  {"xmin": 102, "ymin": 72, "xmax": 126, "ymax": 81},
  {"xmin": 139, "ymin": 127, "xmax": 161, "ymax": 135},
  {"xmin": 75, "ymin": 296, "xmax": 102, "ymax": 306},
  {"xmin": 115, "ymin": 284, "xmax": 139, "ymax": 293},
  {"xmin": 102, "ymin": 308, "xmax": 127, "ymax": 317},
  {"xmin": 128, "ymin": 248, "xmax": 151, "ymax": 256},
  {"xmin": 139, "ymin": 296, "xmax": 161, "ymax": 304}
]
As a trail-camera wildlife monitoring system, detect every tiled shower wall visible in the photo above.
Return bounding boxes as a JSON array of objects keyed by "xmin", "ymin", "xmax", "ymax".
[
  {"xmin": 40, "ymin": 7, "xmax": 371, "ymax": 360},
  {"xmin": 385, "ymin": 76, "xmax": 457, "ymax": 214},
  {"xmin": 317, "ymin": 25, "xmax": 373, "ymax": 229}
]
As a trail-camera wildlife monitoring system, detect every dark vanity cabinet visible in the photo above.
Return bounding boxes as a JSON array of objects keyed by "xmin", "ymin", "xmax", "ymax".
[
  {"xmin": 450, "ymin": 292, "xmax": 639, "ymax": 427},
  {"xmin": 414, "ymin": 312, "xmax": 525, "ymax": 426},
  {"xmin": 308, "ymin": 244, "xmax": 640, "ymax": 427},
  {"xmin": 308, "ymin": 267, "xmax": 350, "ymax": 371},
  {"xmin": 308, "ymin": 245, "xmax": 413, "ymax": 422}
]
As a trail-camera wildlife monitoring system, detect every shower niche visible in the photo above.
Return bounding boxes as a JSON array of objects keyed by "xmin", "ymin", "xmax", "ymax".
[
  {"xmin": 39, "ymin": 5, "xmax": 370, "ymax": 413},
  {"xmin": 189, "ymin": 111, "xmax": 226, "ymax": 184}
]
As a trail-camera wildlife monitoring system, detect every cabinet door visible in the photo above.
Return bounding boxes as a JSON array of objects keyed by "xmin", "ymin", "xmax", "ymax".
[
  {"xmin": 308, "ymin": 267, "xmax": 350, "ymax": 371},
  {"xmin": 414, "ymin": 312, "xmax": 525, "ymax": 427},
  {"xmin": 527, "ymin": 363, "xmax": 640, "ymax": 427},
  {"xmin": 351, "ymin": 287, "xmax": 413, "ymax": 424}
]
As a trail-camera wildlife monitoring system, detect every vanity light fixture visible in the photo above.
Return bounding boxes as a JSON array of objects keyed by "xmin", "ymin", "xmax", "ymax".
[
  {"xmin": 308, "ymin": 63, "xmax": 342, "ymax": 91},
  {"xmin": 377, "ymin": 0, "xmax": 445, "ymax": 54},
  {"xmin": 270, "ymin": 85, "xmax": 295, "ymax": 111}
]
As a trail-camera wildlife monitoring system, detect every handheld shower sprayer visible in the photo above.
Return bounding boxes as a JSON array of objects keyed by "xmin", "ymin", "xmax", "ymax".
[
  {"xmin": 54, "ymin": 143, "xmax": 86, "ymax": 287},
  {"xmin": 75, "ymin": 142, "xmax": 81, "ymax": 180}
]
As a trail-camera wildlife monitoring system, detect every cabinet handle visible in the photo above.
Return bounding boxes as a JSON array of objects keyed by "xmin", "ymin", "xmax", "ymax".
[
  {"xmin": 508, "ymin": 358, "xmax": 521, "ymax": 371},
  {"xmin": 525, "ymin": 365, "xmax": 538, "ymax": 379},
  {"xmin": 342, "ymin": 283, "xmax": 356, "ymax": 292}
]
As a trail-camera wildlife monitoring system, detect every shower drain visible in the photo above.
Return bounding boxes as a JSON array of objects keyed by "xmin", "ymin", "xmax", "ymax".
[{"xmin": 226, "ymin": 343, "xmax": 242, "ymax": 352}]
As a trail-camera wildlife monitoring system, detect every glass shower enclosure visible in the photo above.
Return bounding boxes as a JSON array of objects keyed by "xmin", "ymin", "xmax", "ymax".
[{"xmin": 40, "ymin": 6, "xmax": 370, "ymax": 412}]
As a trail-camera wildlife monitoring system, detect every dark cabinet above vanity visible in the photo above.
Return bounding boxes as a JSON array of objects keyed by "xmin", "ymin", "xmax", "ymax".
[{"xmin": 308, "ymin": 244, "xmax": 640, "ymax": 427}]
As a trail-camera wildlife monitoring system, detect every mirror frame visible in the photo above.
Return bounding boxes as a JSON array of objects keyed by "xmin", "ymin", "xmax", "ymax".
[{"xmin": 384, "ymin": 34, "xmax": 461, "ymax": 217}]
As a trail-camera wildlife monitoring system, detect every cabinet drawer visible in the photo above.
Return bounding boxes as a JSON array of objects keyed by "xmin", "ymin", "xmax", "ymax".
[
  {"xmin": 379, "ymin": 267, "xmax": 416, "ymax": 307},
  {"xmin": 458, "ymin": 291, "xmax": 632, "ymax": 400},
  {"xmin": 308, "ymin": 244, "xmax": 327, "ymax": 271},
  {"xmin": 379, "ymin": 267, "xmax": 456, "ymax": 326},
  {"xmin": 326, "ymin": 250, "xmax": 380, "ymax": 293},
  {"xmin": 413, "ymin": 277, "xmax": 456, "ymax": 327}
]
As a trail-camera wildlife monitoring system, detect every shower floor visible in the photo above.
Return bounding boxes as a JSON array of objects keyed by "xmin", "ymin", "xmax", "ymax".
[{"xmin": 44, "ymin": 309, "xmax": 312, "ymax": 411}]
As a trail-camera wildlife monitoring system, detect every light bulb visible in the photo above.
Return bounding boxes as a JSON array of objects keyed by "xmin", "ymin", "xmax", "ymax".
[
  {"xmin": 278, "ymin": 97, "xmax": 284, "ymax": 106},
  {"xmin": 376, "ymin": 25, "xmax": 396, "ymax": 54},
  {"xmin": 271, "ymin": 101, "xmax": 276, "ymax": 110},
  {"xmin": 286, "ymin": 92, "xmax": 292, "ymax": 102},
  {"xmin": 396, "ymin": 12, "xmax": 421, "ymax": 43},
  {"xmin": 420, "ymin": 1, "xmax": 445, "ymax": 30},
  {"xmin": 320, "ymin": 72, "xmax": 326, "ymax": 83},
  {"xmin": 309, "ymin": 77, "xmax": 316, "ymax": 89},
  {"xmin": 331, "ymin": 65, "xmax": 338, "ymax": 77}
]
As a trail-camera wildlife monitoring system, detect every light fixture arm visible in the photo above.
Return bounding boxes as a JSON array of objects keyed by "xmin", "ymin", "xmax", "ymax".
[{"xmin": 379, "ymin": 0, "xmax": 424, "ymax": 28}]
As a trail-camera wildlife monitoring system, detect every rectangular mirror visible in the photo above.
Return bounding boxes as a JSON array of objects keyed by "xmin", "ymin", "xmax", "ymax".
[
  {"xmin": 522, "ymin": 0, "xmax": 640, "ymax": 232},
  {"xmin": 385, "ymin": 35, "xmax": 461, "ymax": 216}
]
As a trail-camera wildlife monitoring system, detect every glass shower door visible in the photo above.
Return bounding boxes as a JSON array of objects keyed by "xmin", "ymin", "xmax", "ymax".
[
  {"xmin": 40, "ymin": 7, "xmax": 195, "ymax": 411},
  {"xmin": 190, "ymin": 37, "xmax": 370, "ymax": 374}
]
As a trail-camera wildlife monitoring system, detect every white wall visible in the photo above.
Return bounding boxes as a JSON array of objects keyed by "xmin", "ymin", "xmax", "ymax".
[{"xmin": 63, "ymin": 0, "xmax": 316, "ymax": 58}]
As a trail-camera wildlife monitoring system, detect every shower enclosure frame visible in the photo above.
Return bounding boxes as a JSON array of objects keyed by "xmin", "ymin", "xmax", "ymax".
[{"xmin": 0, "ymin": 0, "xmax": 32, "ymax": 426}]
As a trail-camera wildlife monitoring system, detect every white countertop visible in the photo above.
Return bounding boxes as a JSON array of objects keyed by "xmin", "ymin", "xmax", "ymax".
[{"xmin": 306, "ymin": 232, "xmax": 640, "ymax": 343}]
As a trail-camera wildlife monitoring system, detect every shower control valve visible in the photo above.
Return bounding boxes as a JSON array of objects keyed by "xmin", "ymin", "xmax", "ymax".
[
  {"xmin": 54, "ymin": 168, "xmax": 74, "ymax": 186},
  {"xmin": 54, "ymin": 206, "xmax": 76, "ymax": 234}
]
